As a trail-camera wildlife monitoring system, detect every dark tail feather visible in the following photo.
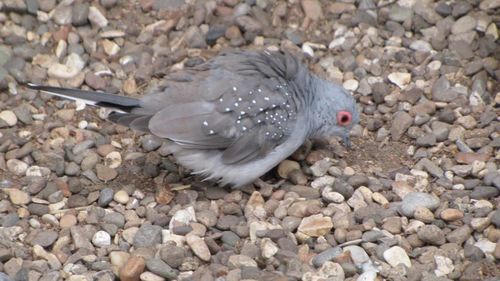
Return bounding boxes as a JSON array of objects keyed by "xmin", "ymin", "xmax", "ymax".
[{"xmin": 26, "ymin": 83, "xmax": 140, "ymax": 113}]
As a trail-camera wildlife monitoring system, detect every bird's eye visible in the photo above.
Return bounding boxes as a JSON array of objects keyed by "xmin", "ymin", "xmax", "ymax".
[{"xmin": 337, "ymin": 111, "xmax": 352, "ymax": 126}]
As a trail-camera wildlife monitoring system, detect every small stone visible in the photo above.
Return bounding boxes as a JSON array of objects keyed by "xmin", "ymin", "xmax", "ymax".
[
  {"xmin": 383, "ymin": 246, "xmax": 411, "ymax": 268},
  {"xmin": 140, "ymin": 272, "xmax": 164, "ymax": 281},
  {"xmin": 92, "ymin": 230, "xmax": 111, "ymax": 247},
  {"xmin": 30, "ymin": 230, "xmax": 58, "ymax": 247},
  {"xmin": 96, "ymin": 164, "xmax": 117, "ymax": 181},
  {"xmin": 417, "ymin": 225, "xmax": 445, "ymax": 245},
  {"xmin": 184, "ymin": 26, "xmax": 206, "ymax": 49},
  {"xmin": 434, "ymin": 256, "xmax": 454, "ymax": 277},
  {"xmin": 446, "ymin": 225, "xmax": 472, "ymax": 245},
  {"xmin": 312, "ymin": 247, "xmax": 342, "ymax": 267},
  {"xmin": 134, "ymin": 224, "xmax": 162, "ymax": 247},
  {"xmin": 301, "ymin": 0, "xmax": 323, "ymax": 20},
  {"xmin": 88, "ymin": 6, "xmax": 108, "ymax": 28},
  {"xmin": 227, "ymin": 255, "xmax": 258, "ymax": 268},
  {"xmin": 277, "ymin": 160, "xmax": 300, "ymax": 179},
  {"xmin": 400, "ymin": 192, "xmax": 440, "ymax": 217},
  {"xmin": 440, "ymin": 209, "xmax": 463, "ymax": 221},
  {"xmin": 47, "ymin": 63, "xmax": 80, "ymax": 79},
  {"xmin": 186, "ymin": 234, "xmax": 211, "ymax": 262},
  {"xmin": 391, "ymin": 111, "xmax": 413, "ymax": 140},
  {"xmin": 160, "ymin": 245, "xmax": 185, "ymax": 268},
  {"xmin": 298, "ymin": 214, "xmax": 333, "ymax": 237},
  {"xmin": 451, "ymin": 15, "xmax": 477, "ymax": 34},
  {"xmin": 110, "ymin": 251, "xmax": 130, "ymax": 268},
  {"xmin": 388, "ymin": 72, "xmax": 411, "ymax": 89},
  {"xmin": 32, "ymin": 245, "xmax": 61, "ymax": 270},
  {"xmin": 413, "ymin": 207, "xmax": 435, "ymax": 223},
  {"xmin": 114, "ymin": 190, "xmax": 129, "ymax": 204},
  {"xmin": 145, "ymin": 258, "xmax": 177, "ymax": 280},
  {"xmin": 343, "ymin": 245, "xmax": 369, "ymax": 266},
  {"xmin": 102, "ymin": 39, "xmax": 120, "ymax": 56},
  {"xmin": 6, "ymin": 188, "xmax": 30, "ymax": 205},
  {"xmin": 60, "ymin": 214, "xmax": 77, "ymax": 228},
  {"xmin": 98, "ymin": 188, "xmax": 114, "ymax": 207},
  {"xmin": 6, "ymin": 159, "xmax": 28, "ymax": 176},
  {"xmin": 0, "ymin": 110, "xmax": 17, "ymax": 126},
  {"xmin": 119, "ymin": 256, "xmax": 145, "ymax": 281}
]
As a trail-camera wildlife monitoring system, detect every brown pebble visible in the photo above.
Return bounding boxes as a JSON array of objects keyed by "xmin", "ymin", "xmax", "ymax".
[
  {"xmin": 52, "ymin": 26, "xmax": 71, "ymax": 41},
  {"xmin": 119, "ymin": 256, "xmax": 145, "ymax": 281},
  {"xmin": 455, "ymin": 152, "xmax": 490, "ymax": 164},
  {"xmin": 155, "ymin": 184, "xmax": 175, "ymax": 204},
  {"xmin": 55, "ymin": 179, "xmax": 71, "ymax": 197},
  {"xmin": 96, "ymin": 164, "xmax": 118, "ymax": 181},
  {"xmin": 97, "ymin": 144, "xmax": 115, "ymax": 157},
  {"xmin": 440, "ymin": 208, "xmax": 464, "ymax": 221},
  {"xmin": 60, "ymin": 214, "xmax": 77, "ymax": 228}
]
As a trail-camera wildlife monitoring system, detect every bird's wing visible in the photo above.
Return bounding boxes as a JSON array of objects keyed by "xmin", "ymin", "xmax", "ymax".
[{"xmin": 144, "ymin": 51, "xmax": 302, "ymax": 165}]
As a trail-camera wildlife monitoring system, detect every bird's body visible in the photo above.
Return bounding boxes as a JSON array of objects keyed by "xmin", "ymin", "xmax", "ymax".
[{"xmin": 28, "ymin": 50, "xmax": 359, "ymax": 187}]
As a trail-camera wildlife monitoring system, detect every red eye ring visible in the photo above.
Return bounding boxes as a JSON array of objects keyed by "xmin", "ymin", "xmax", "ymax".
[{"xmin": 337, "ymin": 111, "xmax": 352, "ymax": 126}]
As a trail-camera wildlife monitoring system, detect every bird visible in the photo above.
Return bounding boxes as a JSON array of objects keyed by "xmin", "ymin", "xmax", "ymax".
[{"xmin": 27, "ymin": 50, "xmax": 359, "ymax": 187}]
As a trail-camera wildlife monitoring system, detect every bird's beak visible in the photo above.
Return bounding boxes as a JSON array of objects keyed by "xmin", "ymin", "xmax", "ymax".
[{"xmin": 342, "ymin": 131, "xmax": 352, "ymax": 149}]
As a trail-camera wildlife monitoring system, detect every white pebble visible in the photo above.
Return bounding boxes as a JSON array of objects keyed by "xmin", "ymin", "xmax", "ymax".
[
  {"xmin": 92, "ymin": 230, "xmax": 111, "ymax": 247},
  {"xmin": 105, "ymin": 151, "xmax": 122, "ymax": 169},
  {"xmin": 388, "ymin": 72, "xmax": 411, "ymax": 89},
  {"xmin": 113, "ymin": 190, "xmax": 129, "ymax": 204},
  {"xmin": 343, "ymin": 79, "xmax": 359, "ymax": 91},
  {"xmin": 0, "ymin": 110, "xmax": 18, "ymax": 126}
]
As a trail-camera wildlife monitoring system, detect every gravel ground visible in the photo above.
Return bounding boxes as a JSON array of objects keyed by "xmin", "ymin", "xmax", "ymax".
[{"xmin": 0, "ymin": 0, "xmax": 499, "ymax": 281}]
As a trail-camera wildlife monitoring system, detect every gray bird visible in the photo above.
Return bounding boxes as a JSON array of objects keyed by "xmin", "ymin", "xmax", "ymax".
[{"xmin": 27, "ymin": 50, "xmax": 359, "ymax": 187}]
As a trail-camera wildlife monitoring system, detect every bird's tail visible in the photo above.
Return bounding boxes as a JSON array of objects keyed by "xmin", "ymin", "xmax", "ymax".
[
  {"xmin": 26, "ymin": 83, "xmax": 153, "ymax": 132},
  {"xmin": 26, "ymin": 83, "xmax": 140, "ymax": 113}
]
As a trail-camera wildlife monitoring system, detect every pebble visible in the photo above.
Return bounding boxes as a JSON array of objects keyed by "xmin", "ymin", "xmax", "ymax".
[
  {"xmin": 98, "ymin": 188, "xmax": 114, "ymax": 207},
  {"xmin": 434, "ymin": 256, "xmax": 454, "ymax": 277},
  {"xmin": 227, "ymin": 255, "xmax": 258, "ymax": 268},
  {"xmin": 145, "ymin": 258, "xmax": 177, "ymax": 279},
  {"xmin": 417, "ymin": 225, "xmax": 446, "ymax": 245},
  {"xmin": 186, "ymin": 234, "xmax": 211, "ymax": 262},
  {"xmin": 119, "ymin": 256, "xmax": 145, "ymax": 281},
  {"xmin": 312, "ymin": 247, "xmax": 342, "ymax": 267},
  {"xmin": 6, "ymin": 188, "xmax": 30, "ymax": 205},
  {"xmin": 114, "ymin": 190, "xmax": 129, "ymax": 204},
  {"xmin": 0, "ymin": 110, "xmax": 17, "ymax": 126},
  {"xmin": 388, "ymin": 72, "xmax": 411, "ymax": 89},
  {"xmin": 134, "ymin": 224, "xmax": 162, "ymax": 247},
  {"xmin": 391, "ymin": 111, "xmax": 413, "ymax": 140},
  {"xmin": 6, "ymin": 159, "xmax": 28, "ymax": 176},
  {"xmin": 92, "ymin": 230, "xmax": 111, "ymax": 247},
  {"xmin": 301, "ymin": 0, "xmax": 323, "ymax": 20},
  {"xmin": 60, "ymin": 214, "xmax": 77, "ymax": 229},
  {"xmin": 88, "ymin": 6, "xmax": 108, "ymax": 28},
  {"xmin": 297, "ymin": 214, "xmax": 333, "ymax": 237},
  {"xmin": 96, "ymin": 164, "xmax": 118, "ymax": 181},
  {"xmin": 110, "ymin": 251, "xmax": 130, "ymax": 268},
  {"xmin": 383, "ymin": 246, "xmax": 411, "ymax": 268},
  {"xmin": 440, "ymin": 208, "xmax": 463, "ymax": 221},
  {"xmin": 400, "ymin": 192, "xmax": 440, "ymax": 217}
]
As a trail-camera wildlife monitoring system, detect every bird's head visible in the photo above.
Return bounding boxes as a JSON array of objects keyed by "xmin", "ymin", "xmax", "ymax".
[{"xmin": 308, "ymin": 78, "xmax": 360, "ymax": 147}]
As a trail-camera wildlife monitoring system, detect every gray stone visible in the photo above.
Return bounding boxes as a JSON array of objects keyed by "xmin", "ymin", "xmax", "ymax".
[
  {"xmin": 400, "ymin": 192, "xmax": 440, "ymax": 217},
  {"xmin": 184, "ymin": 26, "xmax": 207, "ymax": 49},
  {"xmin": 133, "ymin": 224, "xmax": 162, "ymax": 247},
  {"xmin": 30, "ymin": 230, "xmax": 58, "ymax": 248},
  {"xmin": 160, "ymin": 245, "xmax": 186, "ymax": 268},
  {"xmin": 98, "ymin": 188, "xmax": 114, "ymax": 207},
  {"xmin": 391, "ymin": 111, "xmax": 413, "ymax": 140},
  {"xmin": 470, "ymin": 186, "xmax": 499, "ymax": 199},
  {"xmin": 312, "ymin": 247, "xmax": 342, "ymax": 267},
  {"xmin": 417, "ymin": 225, "xmax": 445, "ymax": 245},
  {"xmin": 145, "ymin": 258, "xmax": 177, "ymax": 279}
]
